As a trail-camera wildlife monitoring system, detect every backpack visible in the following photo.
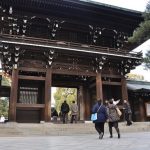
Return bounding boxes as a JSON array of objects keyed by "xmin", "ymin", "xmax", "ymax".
[{"xmin": 61, "ymin": 103, "xmax": 70, "ymax": 113}]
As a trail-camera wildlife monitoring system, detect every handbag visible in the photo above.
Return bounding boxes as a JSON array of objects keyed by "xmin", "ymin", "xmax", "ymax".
[
  {"xmin": 91, "ymin": 113, "xmax": 98, "ymax": 121},
  {"xmin": 91, "ymin": 104, "xmax": 102, "ymax": 121},
  {"xmin": 116, "ymin": 107, "xmax": 122, "ymax": 117}
]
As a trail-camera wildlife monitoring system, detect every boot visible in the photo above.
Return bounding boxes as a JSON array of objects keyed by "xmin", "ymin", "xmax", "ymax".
[{"xmin": 109, "ymin": 128, "xmax": 113, "ymax": 138}]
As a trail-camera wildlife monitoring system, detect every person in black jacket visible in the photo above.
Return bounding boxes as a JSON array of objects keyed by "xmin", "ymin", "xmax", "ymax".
[
  {"xmin": 92, "ymin": 99, "xmax": 108, "ymax": 139},
  {"xmin": 123, "ymin": 100, "xmax": 132, "ymax": 126},
  {"xmin": 61, "ymin": 100, "xmax": 70, "ymax": 124},
  {"xmin": 51, "ymin": 107, "xmax": 58, "ymax": 122}
]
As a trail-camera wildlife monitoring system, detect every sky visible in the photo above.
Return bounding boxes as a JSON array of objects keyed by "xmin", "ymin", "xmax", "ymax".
[{"xmin": 92, "ymin": 0, "xmax": 149, "ymax": 11}]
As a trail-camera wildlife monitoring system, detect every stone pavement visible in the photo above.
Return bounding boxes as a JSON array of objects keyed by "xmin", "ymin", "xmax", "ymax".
[
  {"xmin": 0, "ymin": 121, "xmax": 150, "ymax": 136},
  {"xmin": 0, "ymin": 132, "xmax": 150, "ymax": 150}
]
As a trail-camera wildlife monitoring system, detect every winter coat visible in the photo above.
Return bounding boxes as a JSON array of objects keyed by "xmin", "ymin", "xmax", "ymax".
[
  {"xmin": 70, "ymin": 103, "xmax": 78, "ymax": 115},
  {"xmin": 61, "ymin": 102, "xmax": 70, "ymax": 113},
  {"xmin": 92, "ymin": 102, "xmax": 108, "ymax": 123},
  {"xmin": 124, "ymin": 103, "xmax": 132, "ymax": 114},
  {"xmin": 108, "ymin": 104, "xmax": 120, "ymax": 122}
]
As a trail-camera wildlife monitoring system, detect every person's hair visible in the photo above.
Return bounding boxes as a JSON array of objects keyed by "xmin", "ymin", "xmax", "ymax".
[
  {"xmin": 109, "ymin": 99, "xmax": 113, "ymax": 104},
  {"xmin": 97, "ymin": 99, "xmax": 102, "ymax": 105},
  {"xmin": 72, "ymin": 101, "xmax": 75, "ymax": 103}
]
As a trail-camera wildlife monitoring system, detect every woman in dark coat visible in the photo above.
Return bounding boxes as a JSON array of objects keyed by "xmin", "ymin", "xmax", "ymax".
[
  {"xmin": 92, "ymin": 99, "xmax": 108, "ymax": 139},
  {"xmin": 107, "ymin": 99, "xmax": 121, "ymax": 138}
]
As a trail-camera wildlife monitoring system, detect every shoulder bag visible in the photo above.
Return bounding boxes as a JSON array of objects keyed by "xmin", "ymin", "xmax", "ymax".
[
  {"xmin": 116, "ymin": 107, "xmax": 122, "ymax": 117},
  {"xmin": 91, "ymin": 105, "xmax": 102, "ymax": 121}
]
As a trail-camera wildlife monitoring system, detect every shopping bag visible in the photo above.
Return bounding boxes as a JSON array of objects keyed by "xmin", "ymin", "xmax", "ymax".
[
  {"xmin": 116, "ymin": 107, "xmax": 122, "ymax": 117},
  {"xmin": 91, "ymin": 113, "xmax": 97, "ymax": 121}
]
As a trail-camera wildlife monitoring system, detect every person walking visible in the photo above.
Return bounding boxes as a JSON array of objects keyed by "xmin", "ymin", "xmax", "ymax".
[
  {"xmin": 92, "ymin": 99, "xmax": 108, "ymax": 139},
  {"xmin": 0, "ymin": 115, "xmax": 5, "ymax": 123},
  {"xmin": 70, "ymin": 101, "xmax": 78, "ymax": 123},
  {"xmin": 123, "ymin": 100, "xmax": 132, "ymax": 126},
  {"xmin": 107, "ymin": 99, "xmax": 121, "ymax": 139},
  {"xmin": 51, "ymin": 107, "xmax": 58, "ymax": 122},
  {"xmin": 60, "ymin": 100, "xmax": 70, "ymax": 124}
]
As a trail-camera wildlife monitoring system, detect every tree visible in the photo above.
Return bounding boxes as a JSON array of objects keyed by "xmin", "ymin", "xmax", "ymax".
[
  {"xmin": 53, "ymin": 88, "xmax": 77, "ymax": 113},
  {"xmin": 0, "ymin": 73, "xmax": 11, "ymax": 86},
  {"xmin": 0, "ymin": 97, "xmax": 9, "ymax": 118},
  {"xmin": 129, "ymin": 1, "xmax": 150, "ymax": 44},
  {"xmin": 129, "ymin": 1, "xmax": 150, "ymax": 70},
  {"xmin": 126, "ymin": 73, "xmax": 144, "ymax": 81}
]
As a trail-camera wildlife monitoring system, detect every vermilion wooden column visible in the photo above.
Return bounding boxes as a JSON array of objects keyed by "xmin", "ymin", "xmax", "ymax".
[
  {"xmin": 121, "ymin": 77, "xmax": 128, "ymax": 102},
  {"xmin": 9, "ymin": 68, "xmax": 19, "ymax": 121},
  {"xmin": 96, "ymin": 73, "xmax": 103, "ymax": 102},
  {"xmin": 44, "ymin": 68, "xmax": 52, "ymax": 122}
]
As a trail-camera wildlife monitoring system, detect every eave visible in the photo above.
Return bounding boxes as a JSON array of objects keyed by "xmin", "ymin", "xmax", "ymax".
[{"xmin": 0, "ymin": 34, "xmax": 142, "ymax": 60}]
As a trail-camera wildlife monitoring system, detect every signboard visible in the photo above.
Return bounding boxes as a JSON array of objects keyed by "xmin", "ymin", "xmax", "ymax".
[{"xmin": 145, "ymin": 103, "xmax": 150, "ymax": 117}]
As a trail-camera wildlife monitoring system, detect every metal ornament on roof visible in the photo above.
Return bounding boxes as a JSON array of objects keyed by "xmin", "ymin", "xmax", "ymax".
[
  {"xmin": 13, "ymin": 46, "xmax": 20, "ymax": 69},
  {"xmin": 94, "ymin": 56, "xmax": 107, "ymax": 73},
  {"xmin": 44, "ymin": 49, "xmax": 55, "ymax": 68},
  {"xmin": 89, "ymin": 25, "xmax": 128, "ymax": 48},
  {"xmin": 117, "ymin": 59, "xmax": 142, "ymax": 75},
  {"xmin": 50, "ymin": 20, "xmax": 65, "ymax": 38}
]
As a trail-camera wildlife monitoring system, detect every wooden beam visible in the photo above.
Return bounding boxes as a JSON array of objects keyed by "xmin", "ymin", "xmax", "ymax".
[
  {"xmin": 102, "ymin": 81, "xmax": 121, "ymax": 85},
  {"xmin": 102, "ymin": 74, "xmax": 121, "ymax": 78},
  {"xmin": 52, "ymin": 69, "xmax": 96, "ymax": 76},
  {"xmin": 19, "ymin": 67, "xmax": 46, "ymax": 73},
  {"xmin": 9, "ymin": 68, "xmax": 18, "ymax": 121},
  {"xmin": 16, "ymin": 103, "xmax": 45, "ymax": 108},
  {"xmin": 19, "ymin": 75, "xmax": 45, "ymax": 81}
]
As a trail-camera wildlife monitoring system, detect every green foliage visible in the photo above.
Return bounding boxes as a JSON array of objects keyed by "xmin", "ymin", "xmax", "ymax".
[
  {"xmin": 1, "ymin": 75, "xmax": 11, "ymax": 86},
  {"xmin": 129, "ymin": 1, "xmax": 150, "ymax": 70},
  {"xmin": 129, "ymin": 20, "xmax": 150, "ymax": 44},
  {"xmin": 127, "ymin": 73, "xmax": 144, "ymax": 80},
  {"xmin": 0, "ymin": 97, "xmax": 9, "ymax": 118},
  {"xmin": 54, "ymin": 88, "xmax": 77, "ymax": 113},
  {"xmin": 129, "ymin": 1, "xmax": 150, "ymax": 44}
]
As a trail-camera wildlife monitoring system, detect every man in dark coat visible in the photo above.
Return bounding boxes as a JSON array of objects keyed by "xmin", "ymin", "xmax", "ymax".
[
  {"xmin": 123, "ymin": 100, "xmax": 132, "ymax": 126},
  {"xmin": 92, "ymin": 99, "xmax": 108, "ymax": 139},
  {"xmin": 61, "ymin": 100, "xmax": 70, "ymax": 124}
]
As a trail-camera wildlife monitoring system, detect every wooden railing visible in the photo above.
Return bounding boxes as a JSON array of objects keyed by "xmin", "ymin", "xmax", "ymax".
[{"xmin": 0, "ymin": 34, "xmax": 141, "ymax": 58}]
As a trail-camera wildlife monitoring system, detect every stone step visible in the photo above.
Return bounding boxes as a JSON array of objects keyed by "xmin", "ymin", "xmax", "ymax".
[{"xmin": 0, "ymin": 122, "xmax": 150, "ymax": 136}]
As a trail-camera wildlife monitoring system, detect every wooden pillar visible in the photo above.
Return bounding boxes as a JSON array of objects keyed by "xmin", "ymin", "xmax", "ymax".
[
  {"xmin": 78, "ymin": 86, "xmax": 85, "ymax": 121},
  {"xmin": 9, "ymin": 68, "xmax": 18, "ymax": 121},
  {"xmin": 84, "ymin": 87, "xmax": 91, "ymax": 120},
  {"xmin": 121, "ymin": 77, "xmax": 128, "ymax": 103},
  {"xmin": 96, "ymin": 73, "xmax": 103, "ymax": 101},
  {"xmin": 44, "ymin": 68, "xmax": 52, "ymax": 122},
  {"xmin": 139, "ymin": 97, "xmax": 145, "ymax": 121}
]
